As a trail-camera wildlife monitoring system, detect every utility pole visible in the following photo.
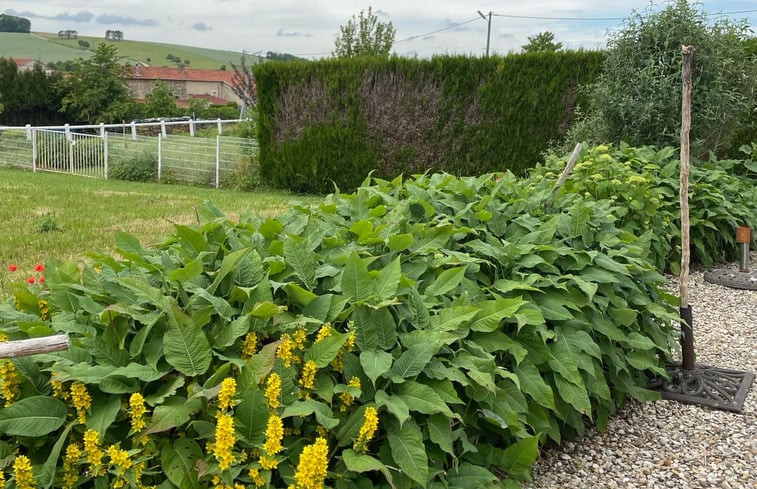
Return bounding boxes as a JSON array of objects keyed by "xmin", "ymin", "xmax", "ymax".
[{"xmin": 478, "ymin": 10, "xmax": 492, "ymax": 56}]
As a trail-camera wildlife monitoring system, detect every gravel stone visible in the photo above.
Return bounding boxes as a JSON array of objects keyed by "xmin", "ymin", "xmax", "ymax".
[{"xmin": 523, "ymin": 254, "xmax": 757, "ymax": 489}]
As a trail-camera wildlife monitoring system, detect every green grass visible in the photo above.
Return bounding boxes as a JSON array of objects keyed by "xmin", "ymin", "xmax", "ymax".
[
  {"xmin": 0, "ymin": 32, "xmax": 92, "ymax": 63},
  {"xmin": 0, "ymin": 167, "xmax": 318, "ymax": 294},
  {"xmin": 33, "ymin": 32, "xmax": 257, "ymax": 69}
]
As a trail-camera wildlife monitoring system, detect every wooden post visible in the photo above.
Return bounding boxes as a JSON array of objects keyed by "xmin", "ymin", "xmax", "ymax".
[
  {"xmin": 552, "ymin": 143, "xmax": 583, "ymax": 199},
  {"xmin": 0, "ymin": 335, "xmax": 69, "ymax": 359},
  {"xmin": 680, "ymin": 45, "xmax": 695, "ymax": 371}
]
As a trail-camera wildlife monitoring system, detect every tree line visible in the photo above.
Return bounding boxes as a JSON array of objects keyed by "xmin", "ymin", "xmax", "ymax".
[{"xmin": 0, "ymin": 14, "xmax": 30, "ymax": 33}]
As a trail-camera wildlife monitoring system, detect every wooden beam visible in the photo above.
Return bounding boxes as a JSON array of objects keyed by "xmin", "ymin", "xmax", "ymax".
[{"xmin": 0, "ymin": 335, "xmax": 69, "ymax": 359}]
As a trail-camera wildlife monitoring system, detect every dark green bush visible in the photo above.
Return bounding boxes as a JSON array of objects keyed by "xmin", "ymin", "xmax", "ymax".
[
  {"xmin": 256, "ymin": 52, "xmax": 604, "ymax": 193},
  {"xmin": 109, "ymin": 151, "xmax": 158, "ymax": 182}
]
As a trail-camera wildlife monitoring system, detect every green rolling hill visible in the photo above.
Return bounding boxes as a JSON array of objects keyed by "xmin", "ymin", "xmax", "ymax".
[{"xmin": 0, "ymin": 31, "xmax": 257, "ymax": 69}]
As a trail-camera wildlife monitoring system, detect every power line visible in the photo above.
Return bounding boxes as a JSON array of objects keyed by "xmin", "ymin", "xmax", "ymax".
[
  {"xmin": 491, "ymin": 8, "xmax": 757, "ymax": 22},
  {"xmin": 394, "ymin": 17, "xmax": 481, "ymax": 43}
]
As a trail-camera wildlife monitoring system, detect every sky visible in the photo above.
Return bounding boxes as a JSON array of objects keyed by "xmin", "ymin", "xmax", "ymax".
[{"xmin": 3, "ymin": 1, "xmax": 756, "ymax": 58}]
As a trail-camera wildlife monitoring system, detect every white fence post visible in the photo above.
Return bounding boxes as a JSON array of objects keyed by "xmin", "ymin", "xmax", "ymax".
[
  {"xmin": 25, "ymin": 124, "xmax": 31, "ymax": 141},
  {"xmin": 161, "ymin": 120, "xmax": 167, "ymax": 139},
  {"xmin": 190, "ymin": 119, "xmax": 195, "ymax": 137},
  {"xmin": 131, "ymin": 121, "xmax": 137, "ymax": 141},
  {"xmin": 103, "ymin": 131, "xmax": 109, "ymax": 179},
  {"xmin": 215, "ymin": 135, "xmax": 221, "ymax": 188},
  {"xmin": 31, "ymin": 128, "xmax": 37, "ymax": 172},
  {"xmin": 217, "ymin": 118, "xmax": 222, "ymax": 135},
  {"xmin": 157, "ymin": 135, "xmax": 162, "ymax": 182}
]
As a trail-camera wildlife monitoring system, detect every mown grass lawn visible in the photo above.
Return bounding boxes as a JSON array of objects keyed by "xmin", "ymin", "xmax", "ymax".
[{"xmin": 0, "ymin": 167, "xmax": 318, "ymax": 294}]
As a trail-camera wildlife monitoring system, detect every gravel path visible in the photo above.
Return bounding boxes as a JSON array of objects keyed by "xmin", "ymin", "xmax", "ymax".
[{"xmin": 524, "ymin": 254, "xmax": 757, "ymax": 489}]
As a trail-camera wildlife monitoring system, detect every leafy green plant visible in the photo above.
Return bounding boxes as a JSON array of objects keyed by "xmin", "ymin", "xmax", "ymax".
[
  {"xmin": 109, "ymin": 151, "xmax": 158, "ymax": 182},
  {"xmin": 36, "ymin": 213, "xmax": 62, "ymax": 233},
  {"xmin": 568, "ymin": 0, "xmax": 755, "ymax": 157},
  {"xmin": 535, "ymin": 143, "xmax": 757, "ymax": 272},
  {"xmin": 0, "ymin": 168, "xmax": 677, "ymax": 488}
]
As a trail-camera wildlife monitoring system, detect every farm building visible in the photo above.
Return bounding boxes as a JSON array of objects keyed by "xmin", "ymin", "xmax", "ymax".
[{"xmin": 124, "ymin": 65, "xmax": 248, "ymax": 107}]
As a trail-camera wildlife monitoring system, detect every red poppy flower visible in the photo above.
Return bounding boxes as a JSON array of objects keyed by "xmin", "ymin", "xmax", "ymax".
[
  {"xmin": 27, "ymin": 277, "xmax": 36, "ymax": 284},
  {"xmin": 39, "ymin": 277, "xmax": 45, "ymax": 284},
  {"xmin": 35, "ymin": 264, "xmax": 45, "ymax": 272},
  {"xmin": 8, "ymin": 264, "xmax": 17, "ymax": 272}
]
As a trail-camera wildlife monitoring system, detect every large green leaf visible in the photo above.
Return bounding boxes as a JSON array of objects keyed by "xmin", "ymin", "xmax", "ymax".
[
  {"xmin": 425, "ymin": 267, "xmax": 466, "ymax": 296},
  {"xmin": 375, "ymin": 390, "xmax": 410, "ymax": 427},
  {"xmin": 342, "ymin": 252, "xmax": 374, "ymax": 302},
  {"xmin": 499, "ymin": 435, "xmax": 540, "ymax": 481},
  {"xmin": 390, "ymin": 343, "xmax": 437, "ymax": 380},
  {"xmin": 387, "ymin": 422, "xmax": 429, "ymax": 487},
  {"xmin": 161, "ymin": 439, "xmax": 202, "ymax": 489},
  {"xmin": 360, "ymin": 350, "xmax": 393, "ymax": 386},
  {"xmin": 284, "ymin": 236, "xmax": 316, "ymax": 289},
  {"xmin": 85, "ymin": 393, "xmax": 121, "ymax": 437},
  {"xmin": 235, "ymin": 386, "xmax": 268, "ymax": 447},
  {"xmin": 282, "ymin": 400, "xmax": 339, "ymax": 429},
  {"xmin": 0, "ymin": 396, "xmax": 67, "ymax": 436},
  {"xmin": 208, "ymin": 248, "xmax": 250, "ymax": 294},
  {"xmin": 553, "ymin": 374, "xmax": 591, "ymax": 416},
  {"xmin": 163, "ymin": 303, "xmax": 212, "ymax": 376},
  {"xmin": 38, "ymin": 421, "xmax": 75, "ymax": 488},
  {"xmin": 515, "ymin": 360, "xmax": 556, "ymax": 411},
  {"xmin": 395, "ymin": 381, "xmax": 456, "ymax": 418},
  {"xmin": 145, "ymin": 397, "xmax": 202, "ymax": 434},
  {"xmin": 430, "ymin": 306, "xmax": 478, "ymax": 332},
  {"xmin": 471, "ymin": 298, "xmax": 526, "ymax": 332},
  {"xmin": 447, "ymin": 463, "xmax": 498, "ymax": 489},
  {"xmin": 374, "ymin": 257, "xmax": 401, "ymax": 300},
  {"xmin": 342, "ymin": 449, "xmax": 395, "ymax": 489},
  {"xmin": 304, "ymin": 333, "xmax": 348, "ymax": 368},
  {"xmin": 427, "ymin": 414, "xmax": 454, "ymax": 455}
]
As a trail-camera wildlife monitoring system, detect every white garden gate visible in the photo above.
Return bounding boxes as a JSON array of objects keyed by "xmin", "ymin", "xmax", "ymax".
[{"xmin": 34, "ymin": 129, "xmax": 107, "ymax": 178}]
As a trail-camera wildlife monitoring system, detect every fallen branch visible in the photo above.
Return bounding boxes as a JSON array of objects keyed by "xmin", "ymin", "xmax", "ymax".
[{"xmin": 0, "ymin": 335, "xmax": 69, "ymax": 359}]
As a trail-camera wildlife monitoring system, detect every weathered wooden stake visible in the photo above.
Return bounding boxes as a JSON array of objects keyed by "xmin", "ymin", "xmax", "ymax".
[
  {"xmin": 550, "ymin": 143, "xmax": 583, "ymax": 206},
  {"xmin": 679, "ymin": 45, "xmax": 695, "ymax": 371},
  {"xmin": 0, "ymin": 335, "xmax": 69, "ymax": 359}
]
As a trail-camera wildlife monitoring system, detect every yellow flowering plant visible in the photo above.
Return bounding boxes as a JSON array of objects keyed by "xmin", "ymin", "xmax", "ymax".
[{"xmin": 0, "ymin": 163, "xmax": 702, "ymax": 487}]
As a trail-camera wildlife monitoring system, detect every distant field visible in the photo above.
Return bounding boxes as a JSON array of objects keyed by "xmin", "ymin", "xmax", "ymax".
[
  {"xmin": 0, "ymin": 31, "xmax": 257, "ymax": 69},
  {"xmin": 34, "ymin": 32, "xmax": 257, "ymax": 69},
  {"xmin": 0, "ymin": 32, "xmax": 92, "ymax": 63}
]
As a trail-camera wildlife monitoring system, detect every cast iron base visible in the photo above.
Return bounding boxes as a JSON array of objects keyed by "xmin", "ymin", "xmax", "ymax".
[
  {"xmin": 660, "ymin": 362, "xmax": 754, "ymax": 413},
  {"xmin": 703, "ymin": 268, "xmax": 757, "ymax": 290}
]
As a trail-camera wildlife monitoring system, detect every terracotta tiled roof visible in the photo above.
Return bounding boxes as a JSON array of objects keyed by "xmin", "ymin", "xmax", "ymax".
[
  {"xmin": 13, "ymin": 58, "xmax": 35, "ymax": 66},
  {"xmin": 127, "ymin": 66, "xmax": 236, "ymax": 85}
]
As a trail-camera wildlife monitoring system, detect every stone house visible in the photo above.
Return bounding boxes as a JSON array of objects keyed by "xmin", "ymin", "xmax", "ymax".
[{"xmin": 124, "ymin": 65, "xmax": 244, "ymax": 106}]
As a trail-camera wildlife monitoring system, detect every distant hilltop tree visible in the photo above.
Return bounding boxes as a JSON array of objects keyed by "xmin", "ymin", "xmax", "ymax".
[
  {"xmin": 58, "ymin": 30, "xmax": 78, "ymax": 39},
  {"xmin": 266, "ymin": 51, "xmax": 308, "ymax": 62},
  {"xmin": 0, "ymin": 14, "xmax": 31, "ymax": 33},
  {"xmin": 105, "ymin": 30, "xmax": 124, "ymax": 41}
]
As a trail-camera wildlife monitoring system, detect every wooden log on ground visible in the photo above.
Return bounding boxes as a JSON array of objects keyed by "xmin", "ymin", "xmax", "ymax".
[{"xmin": 0, "ymin": 334, "xmax": 69, "ymax": 359}]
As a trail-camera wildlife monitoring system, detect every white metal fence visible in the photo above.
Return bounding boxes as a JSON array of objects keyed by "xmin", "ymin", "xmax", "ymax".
[{"xmin": 0, "ymin": 119, "xmax": 258, "ymax": 188}]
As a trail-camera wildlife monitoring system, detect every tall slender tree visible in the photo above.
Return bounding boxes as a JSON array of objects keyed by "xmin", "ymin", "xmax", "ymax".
[{"xmin": 333, "ymin": 7, "xmax": 396, "ymax": 58}]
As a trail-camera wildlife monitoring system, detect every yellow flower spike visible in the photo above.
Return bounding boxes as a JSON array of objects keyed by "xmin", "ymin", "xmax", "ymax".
[
  {"xmin": 129, "ymin": 392, "xmax": 147, "ymax": 433},
  {"xmin": 294, "ymin": 437, "xmax": 329, "ymax": 489},
  {"xmin": 314, "ymin": 324, "xmax": 332, "ymax": 343},
  {"xmin": 263, "ymin": 413, "xmax": 284, "ymax": 456},
  {"xmin": 214, "ymin": 412, "xmax": 236, "ymax": 471},
  {"xmin": 70, "ymin": 381, "xmax": 92, "ymax": 424},
  {"xmin": 83, "ymin": 429, "xmax": 104, "ymax": 474},
  {"xmin": 51, "ymin": 379, "xmax": 69, "ymax": 400},
  {"xmin": 107, "ymin": 445, "xmax": 132, "ymax": 471},
  {"xmin": 293, "ymin": 328, "xmax": 307, "ymax": 350},
  {"xmin": 264, "ymin": 373, "xmax": 281, "ymax": 409},
  {"xmin": 344, "ymin": 332, "xmax": 356, "ymax": 352},
  {"xmin": 299, "ymin": 360, "xmax": 317, "ymax": 390},
  {"xmin": 0, "ymin": 333, "xmax": 7, "ymax": 342},
  {"xmin": 353, "ymin": 406, "xmax": 379, "ymax": 452},
  {"xmin": 13, "ymin": 455, "xmax": 34, "ymax": 489},
  {"xmin": 218, "ymin": 378, "xmax": 237, "ymax": 411},
  {"xmin": 0, "ymin": 361, "xmax": 20, "ymax": 407},
  {"xmin": 241, "ymin": 332, "xmax": 258, "ymax": 358},
  {"xmin": 62, "ymin": 443, "xmax": 82, "ymax": 489},
  {"xmin": 249, "ymin": 468, "xmax": 265, "ymax": 487},
  {"xmin": 276, "ymin": 334, "xmax": 298, "ymax": 367},
  {"xmin": 0, "ymin": 469, "xmax": 5, "ymax": 489},
  {"xmin": 259, "ymin": 455, "xmax": 278, "ymax": 471},
  {"xmin": 38, "ymin": 299, "xmax": 50, "ymax": 320}
]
